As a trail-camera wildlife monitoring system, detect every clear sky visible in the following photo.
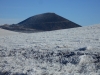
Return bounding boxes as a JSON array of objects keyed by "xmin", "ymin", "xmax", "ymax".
[{"xmin": 0, "ymin": 0, "xmax": 100, "ymax": 26}]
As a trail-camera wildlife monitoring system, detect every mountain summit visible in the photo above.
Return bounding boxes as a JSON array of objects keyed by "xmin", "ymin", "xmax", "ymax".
[
  {"xmin": 18, "ymin": 13, "xmax": 81, "ymax": 31},
  {"xmin": 0, "ymin": 13, "xmax": 81, "ymax": 31}
]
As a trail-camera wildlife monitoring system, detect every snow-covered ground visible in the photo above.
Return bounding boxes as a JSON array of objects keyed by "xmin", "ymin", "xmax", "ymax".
[
  {"xmin": 0, "ymin": 28, "xmax": 19, "ymax": 36},
  {"xmin": 0, "ymin": 25, "xmax": 100, "ymax": 75}
]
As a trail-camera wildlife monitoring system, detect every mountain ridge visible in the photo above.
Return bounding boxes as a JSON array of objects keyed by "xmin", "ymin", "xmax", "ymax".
[
  {"xmin": 18, "ymin": 12, "xmax": 81, "ymax": 31},
  {"xmin": 0, "ymin": 12, "xmax": 81, "ymax": 32}
]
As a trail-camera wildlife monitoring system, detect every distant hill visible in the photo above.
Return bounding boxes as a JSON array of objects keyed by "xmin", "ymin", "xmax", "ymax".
[
  {"xmin": 0, "ymin": 12, "xmax": 81, "ymax": 32},
  {"xmin": 18, "ymin": 12, "xmax": 81, "ymax": 31}
]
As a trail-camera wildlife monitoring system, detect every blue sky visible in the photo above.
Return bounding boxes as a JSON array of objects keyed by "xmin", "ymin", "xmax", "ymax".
[{"xmin": 0, "ymin": 0, "xmax": 100, "ymax": 26}]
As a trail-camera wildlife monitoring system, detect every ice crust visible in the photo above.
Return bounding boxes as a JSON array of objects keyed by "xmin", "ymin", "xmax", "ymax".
[{"xmin": 0, "ymin": 25, "xmax": 100, "ymax": 75}]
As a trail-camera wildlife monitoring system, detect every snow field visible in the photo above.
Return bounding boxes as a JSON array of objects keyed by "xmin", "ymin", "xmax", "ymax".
[{"xmin": 0, "ymin": 24, "xmax": 100, "ymax": 75}]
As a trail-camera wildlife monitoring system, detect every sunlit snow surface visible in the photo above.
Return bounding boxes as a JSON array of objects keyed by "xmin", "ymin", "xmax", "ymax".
[{"xmin": 0, "ymin": 25, "xmax": 100, "ymax": 75}]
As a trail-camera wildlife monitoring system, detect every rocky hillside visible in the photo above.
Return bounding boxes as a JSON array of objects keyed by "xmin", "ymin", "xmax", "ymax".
[
  {"xmin": 0, "ymin": 13, "xmax": 81, "ymax": 32},
  {"xmin": 18, "ymin": 12, "xmax": 81, "ymax": 31}
]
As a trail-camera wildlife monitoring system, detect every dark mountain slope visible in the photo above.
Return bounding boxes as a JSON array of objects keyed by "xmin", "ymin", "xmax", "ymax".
[
  {"xmin": 0, "ymin": 13, "xmax": 81, "ymax": 32},
  {"xmin": 18, "ymin": 13, "xmax": 81, "ymax": 31}
]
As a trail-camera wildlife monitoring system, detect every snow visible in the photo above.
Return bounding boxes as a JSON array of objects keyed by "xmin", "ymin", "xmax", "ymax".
[
  {"xmin": 0, "ymin": 28, "xmax": 19, "ymax": 36},
  {"xmin": 0, "ymin": 25, "xmax": 100, "ymax": 75}
]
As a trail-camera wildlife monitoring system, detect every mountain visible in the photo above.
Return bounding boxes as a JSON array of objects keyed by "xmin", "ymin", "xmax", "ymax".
[
  {"xmin": 0, "ymin": 13, "xmax": 81, "ymax": 32},
  {"xmin": 18, "ymin": 12, "xmax": 81, "ymax": 31}
]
